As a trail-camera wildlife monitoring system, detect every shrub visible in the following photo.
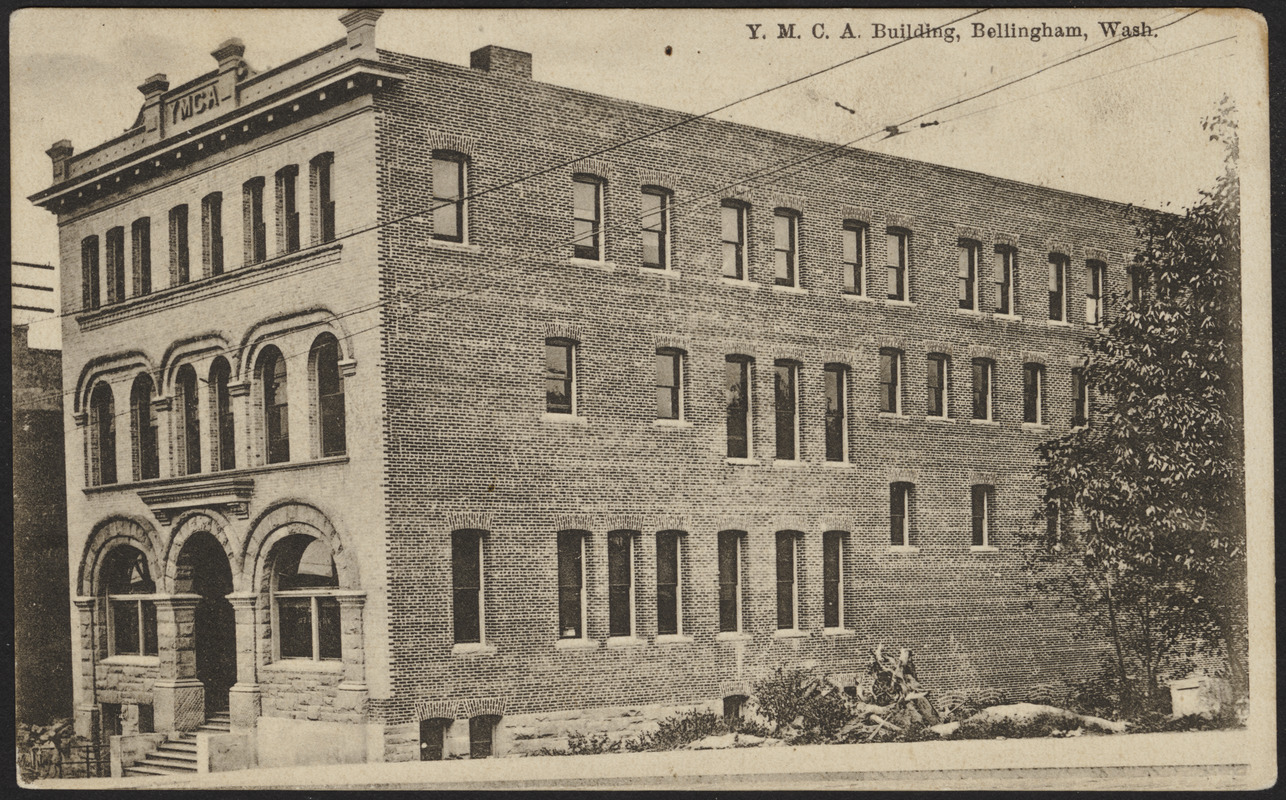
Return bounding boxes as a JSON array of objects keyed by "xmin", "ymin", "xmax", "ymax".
[
  {"xmin": 951, "ymin": 711, "xmax": 1083, "ymax": 740},
  {"xmin": 752, "ymin": 667, "xmax": 853, "ymax": 740},
  {"xmin": 628, "ymin": 709, "xmax": 730, "ymax": 752},
  {"xmin": 566, "ymin": 732, "xmax": 622, "ymax": 755}
]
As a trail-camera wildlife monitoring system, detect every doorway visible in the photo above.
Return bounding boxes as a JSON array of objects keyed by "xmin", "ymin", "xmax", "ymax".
[{"xmin": 176, "ymin": 532, "xmax": 236, "ymax": 715}]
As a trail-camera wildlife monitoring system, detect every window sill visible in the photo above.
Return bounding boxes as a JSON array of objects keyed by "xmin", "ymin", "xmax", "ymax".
[
  {"xmin": 1021, "ymin": 422, "xmax": 1049, "ymax": 433},
  {"xmin": 773, "ymin": 628, "xmax": 809, "ymax": 639},
  {"xmin": 969, "ymin": 419, "xmax": 1001, "ymax": 427},
  {"xmin": 925, "ymin": 415, "xmax": 955, "ymax": 424},
  {"xmin": 823, "ymin": 627, "xmax": 856, "ymax": 637},
  {"xmin": 606, "ymin": 636, "xmax": 646, "ymax": 649},
  {"xmin": 715, "ymin": 632, "xmax": 751, "ymax": 642},
  {"xmin": 955, "ymin": 307, "xmax": 984, "ymax": 317},
  {"xmin": 451, "ymin": 643, "xmax": 498, "ymax": 657},
  {"xmin": 841, "ymin": 293, "xmax": 875, "ymax": 304},
  {"xmin": 822, "ymin": 459, "xmax": 853, "ymax": 467},
  {"xmin": 428, "ymin": 239, "xmax": 482, "ymax": 255},
  {"xmin": 719, "ymin": 277, "xmax": 756, "ymax": 290},
  {"xmin": 1046, "ymin": 319, "xmax": 1072, "ymax": 328},
  {"xmin": 887, "ymin": 545, "xmax": 920, "ymax": 554},
  {"xmin": 993, "ymin": 313, "xmax": 1023, "ymax": 322},
  {"xmin": 566, "ymin": 257, "xmax": 616, "ymax": 273},
  {"xmin": 654, "ymin": 418, "xmax": 693, "ymax": 429},
  {"xmin": 554, "ymin": 638, "xmax": 597, "ymax": 651},
  {"xmin": 639, "ymin": 266, "xmax": 680, "ymax": 279},
  {"xmin": 655, "ymin": 634, "xmax": 694, "ymax": 646},
  {"xmin": 101, "ymin": 655, "xmax": 160, "ymax": 667},
  {"xmin": 970, "ymin": 545, "xmax": 1000, "ymax": 553},
  {"xmin": 877, "ymin": 412, "xmax": 910, "ymax": 424},
  {"xmin": 884, "ymin": 299, "xmax": 916, "ymax": 308},
  {"xmin": 264, "ymin": 659, "xmax": 344, "ymax": 673},
  {"xmin": 724, "ymin": 457, "xmax": 760, "ymax": 466},
  {"xmin": 771, "ymin": 458, "xmax": 803, "ymax": 468},
  {"xmin": 1071, "ymin": 423, "xmax": 1089, "ymax": 432},
  {"xmin": 771, "ymin": 284, "xmax": 807, "ymax": 296},
  {"xmin": 86, "ymin": 456, "xmax": 349, "ymax": 496},
  {"xmin": 541, "ymin": 412, "xmax": 588, "ymax": 426}
]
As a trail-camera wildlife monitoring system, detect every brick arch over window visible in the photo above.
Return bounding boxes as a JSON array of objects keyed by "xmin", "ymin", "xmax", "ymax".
[
  {"xmin": 242, "ymin": 501, "xmax": 358, "ymax": 592},
  {"xmin": 235, "ymin": 308, "xmax": 353, "ymax": 383},
  {"xmin": 163, "ymin": 509, "xmax": 242, "ymax": 593},
  {"xmin": 73, "ymin": 351, "xmax": 154, "ymax": 415},
  {"xmin": 78, "ymin": 515, "xmax": 163, "ymax": 597}
]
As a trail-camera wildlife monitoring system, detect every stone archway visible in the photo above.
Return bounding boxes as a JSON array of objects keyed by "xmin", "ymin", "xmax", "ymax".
[{"xmin": 175, "ymin": 531, "xmax": 236, "ymax": 714}]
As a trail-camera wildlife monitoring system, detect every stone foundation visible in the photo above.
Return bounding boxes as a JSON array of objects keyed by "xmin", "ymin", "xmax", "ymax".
[{"xmin": 255, "ymin": 715, "xmax": 384, "ymax": 768}]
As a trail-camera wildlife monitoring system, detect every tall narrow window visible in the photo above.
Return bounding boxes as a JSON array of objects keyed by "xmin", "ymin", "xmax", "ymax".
[
  {"xmin": 311, "ymin": 152, "xmax": 336, "ymax": 244},
  {"xmin": 557, "ymin": 531, "xmax": 585, "ymax": 639},
  {"xmin": 725, "ymin": 356, "xmax": 752, "ymax": 458},
  {"xmin": 1023, "ymin": 363, "xmax": 1044, "ymax": 424},
  {"xmin": 994, "ymin": 246, "xmax": 1015, "ymax": 314},
  {"xmin": 773, "ymin": 210, "xmax": 798, "ymax": 287},
  {"xmin": 1048, "ymin": 255, "xmax": 1067, "ymax": 321},
  {"xmin": 720, "ymin": 201, "xmax": 746, "ymax": 279},
  {"xmin": 260, "ymin": 347, "xmax": 290, "ymax": 464},
  {"xmin": 544, "ymin": 339, "xmax": 575, "ymax": 415},
  {"xmin": 1130, "ymin": 265, "xmax": 1150, "ymax": 307},
  {"xmin": 202, "ymin": 192, "xmax": 224, "ymax": 277},
  {"xmin": 420, "ymin": 719, "xmax": 449, "ymax": 761},
  {"xmin": 469, "ymin": 716, "xmax": 497, "ymax": 759},
  {"xmin": 105, "ymin": 226, "xmax": 126, "ymax": 304},
  {"xmin": 452, "ymin": 530, "xmax": 483, "ymax": 645},
  {"xmin": 131, "ymin": 218, "xmax": 151, "ymax": 297},
  {"xmin": 169, "ymin": 205, "xmax": 190, "ymax": 285},
  {"xmin": 656, "ymin": 531, "xmax": 682, "ymax": 636},
  {"xmin": 717, "ymin": 531, "xmax": 741, "ymax": 633},
  {"xmin": 775, "ymin": 532, "xmax": 797, "ymax": 630},
  {"xmin": 131, "ymin": 375, "xmax": 159, "ymax": 481},
  {"xmin": 1071, "ymin": 368, "xmax": 1089, "ymax": 427},
  {"xmin": 926, "ymin": 353, "xmax": 948, "ymax": 418},
  {"xmin": 211, "ymin": 358, "xmax": 236, "ymax": 471},
  {"xmin": 656, "ymin": 349, "xmax": 682, "ymax": 420},
  {"xmin": 432, "ymin": 153, "xmax": 466, "ymax": 243},
  {"xmin": 823, "ymin": 531, "xmax": 844, "ymax": 629},
  {"xmin": 823, "ymin": 365, "xmax": 847, "ymax": 462},
  {"xmin": 244, "ymin": 178, "xmax": 266, "ymax": 264},
  {"xmin": 1086, "ymin": 261, "xmax": 1105, "ymax": 324},
  {"xmin": 313, "ymin": 335, "xmax": 346, "ymax": 457},
  {"xmin": 641, "ymin": 188, "xmax": 668, "ymax": 269},
  {"xmin": 958, "ymin": 239, "xmax": 979, "ymax": 310},
  {"xmin": 971, "ymin": 485, "xmax": 994, "ymax": 547},
  {"xmin": 886, "ymin": 229, "xmax": 909, "ymax": 301},
  {"xmin": 81, "ymin": 235, "xmax": 100, "ymax": 311},
  {"xmin": 276, "ymin": 165, "xmax": 300, "ymax": 255},
  {"xmin": 842, "ymin": 222, "xmax": 866, "ymax": 295},
  {"xmin": 177, "ymin": 365, "xmax": 202, "ymax": 475},
  {"xmin": 879, "ymin": 349, "xmax": 901, "ymax": 414},
  {"xmin": 102, "ymin": 547, "xmax": 157, "ymax": 657},
  {"xmin": 89, "ymin": 383, "xmax": 115, "ymax": 485},
  {"xmin": 972, "ymin": 359, "xmax": 993, "ymax": 421},
  {"xmin": 572, "ymin": 175, "xmax": 603, "ymax": 260},
  {"xmin": 774, "ymin": 360, "xmax": 799, "ymax": 461},
  {"xmin": 890, "ymin": 483, "xmax": 912, "ymax": 546},
  {"xmin": 607, "ymin": 531, "xmax": 634, "ymax": 638}
]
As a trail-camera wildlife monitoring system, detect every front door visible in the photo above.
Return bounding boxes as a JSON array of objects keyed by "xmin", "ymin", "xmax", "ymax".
[{"xmin": 179, "ymin": 532, "xmax": 237, "ymax": 714}]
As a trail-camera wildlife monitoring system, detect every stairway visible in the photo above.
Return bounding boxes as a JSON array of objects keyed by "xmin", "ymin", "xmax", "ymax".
[{"xmin": 122, "ymin": 711, "xmax": 230, "ymax": 777}]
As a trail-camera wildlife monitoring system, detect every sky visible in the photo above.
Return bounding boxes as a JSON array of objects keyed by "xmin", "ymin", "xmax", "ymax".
[{"xmin": 9, "ymin": 7, "xmax": 1262, "ymax": 349}]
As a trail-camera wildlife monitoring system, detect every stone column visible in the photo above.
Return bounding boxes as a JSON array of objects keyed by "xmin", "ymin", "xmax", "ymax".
[
  {"xmin": 335, "ymin": 593, "xmax": 368, "ymax": 718},
  {"xmin": 152, "ymin": 594, "xmax": 204, "ymax": 732},
  {"xmin": 226, "ymin": 592, "xmax": 261, "ymax": 729},
  {"xmin": 227, "ymin": 381, "xmax": 251, "ymax": 469},
  {"xmin": 151, "ymin": 397, "xmax": 173, "ymax": 478},
  {"xmin": 72, "ymin": 597, "xmax": 100, "ymax": 740}
]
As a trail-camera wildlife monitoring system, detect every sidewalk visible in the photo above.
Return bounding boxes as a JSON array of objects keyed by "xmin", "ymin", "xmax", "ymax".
[{"xmin": 36, "ymin": 730, "xmax": 1264, "ymax": 791}]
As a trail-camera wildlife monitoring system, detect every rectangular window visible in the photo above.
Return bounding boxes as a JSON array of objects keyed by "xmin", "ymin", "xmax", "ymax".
[
  {"xmin": 717, "ymin": 531, "xmax": 741, "ymax": 632},
  {"xmin": 720, "ymin": 202, "xmax": 746, "ymax": 279},
  {"xmin": 607, "ymin": 531, "xmax": 634, "ymax": 638},
  {"xmin": 557, "ymin": 531, "xmax": 585, "ymax": 639},
  {"xmin": 1072, "ymin": 368, "xmax": 1089, "ymax": 427},
  {"xmin": 244, "ymin": 178, "xmax": 266, "ymax": 264},
  {"xmin": 1048, "ymin": 255, "xmax": 1066, "ymax": 321},
  {"xmin": 420, "ymin": 719, "xmax": 447, "ymax": 761},
  {"xmin": 656, "ymin": 531, "xmax": 682, "ymax": 636},
  {"xmin": 774, "ymin": 361, "xmax": 798, "ymax": 461},
  {"xmin": 823, "ymin": 531, "xmax": 844, "ymax": 629},
  {"xmin": 105, "ymin": 227, "xmax": 125, "ymax": 304},
  {"xmin": 886, "ymin": 229, "xmax": 908, "ymax": 301},
  {"xmin": 452, "ymin": 531, "xmax": 483, "ymax": 645},
  {"xmin": 879, "ymin": 349, "xmax": 900, "ymax": 414},
  {"xmin": 311, "ymin": 153, "xmax": 336, "ymax": 244},
  {"xmin": 202, "ymin": 193, "xmax": 224, "ymax": 277},
  {"xmin": 842, "ymin": 222, "xmax": 866, "ymax": 295},
  {"xmin": 81, "ymin": 235, "xmax": 100, "ymax": 311},
  {"xmin": 994, "ymin": 247, "xmax": 1015, "ymax": 314},
  {"xmin": 641, "ymin": 188, "xmax": 668, "ymax": 269},
  {"xmin": 823, "ymin": 366, "xmax": 846, "ymax": 462},
  {"xmin": 1086, "ymin": 261, "xmax": 1105, "ymax": 324},
  {"xmin": 277, "ymin": 166, "xmax": 300, "ymax": 255},
  {"xmin": 775, "ymin": 532, "xmax": 797, "ymax": 630},
  {"xmin": 277, "ymin": 596, "xmax": 312, "ymax": 658},
  {"xmin": 1023, "ymin": 364, "xmax": 1044, "ymax": 424},
  {"xmin": 656, "ymin": 350, "xmax": 682, "ymax": 420},
  {"xmin": 773, "ymin": 210, "xmax": 797, "ymax": 287},
  {"xmin": 572, "ymin": 176, "xmax": 603, "ymax": 260},
  {"xmin": 972, "ymin": 359, "xmax": 993, "ymax": 421},
  {"xmin": 725, "ymin": 357, "xmax": 751, "ymax": 458},
  {"xmin": 958, "ymin": 240, "xmax": 979, "ymax": 310},
  {"xmin": 131, "ymin": 219, "xmax": 151, "ymax": 297},
  {"xmin": 1130, "ymin": 266, "xmax": 1150, "ymax": 307},
  {"xmin": 890, "ymin": 483, "xmax": 911, "ymax": 546},
  {"xmin": 432, "ymin": 154, "xmax": 466, "ymax": 243},
  {"xmin": 971, "ymin": 485, "xmax": 994, "ymax": 546},
  {"xmin": 469, "ymin": 717, "xmax": 495, "ymax": 759},
  {"xmin": 169, "ymin": 205, "xmax": 190, "ymax": 285},
  {"xmin": 927, "ymin": 354, "xmax": 947, "ymax": 418},
  {"xmin": 544, "ymin": 339, "xmax": 575, "ymax": 415}
]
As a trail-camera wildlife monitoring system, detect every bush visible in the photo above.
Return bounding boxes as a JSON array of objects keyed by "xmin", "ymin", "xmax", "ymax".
[
  {"xmin": 950, "ymin": 711, "xmax": 1084, "ymax": 740},
  {"xmin": 752, "ymin": 667, "xmax": 853, "ymax": 740},
  {"xmin": 627, "ymin": 709, "xmax": 730, "ymax": 752},
  {"xmin": 566, "ymin": 732, "xmax": 623, "ymax": 755}
]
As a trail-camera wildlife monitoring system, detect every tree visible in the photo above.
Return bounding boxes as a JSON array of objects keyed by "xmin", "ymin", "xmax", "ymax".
[{"xmin": 1027, "ymin": 97, "xmax": 1246, "ymax": 708}]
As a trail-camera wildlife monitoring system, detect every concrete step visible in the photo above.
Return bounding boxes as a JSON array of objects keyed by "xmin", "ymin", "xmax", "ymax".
[
  {"xmin": 124, "ymin": 763, "xmax": 193, "ymax": 776},
  {"xmin": 140, "ymin": 753, "xmax": 199, "ymax": 770},
  {"xmin": 159, "ymin": 740, "xmax": 198, "ymax": 754}
]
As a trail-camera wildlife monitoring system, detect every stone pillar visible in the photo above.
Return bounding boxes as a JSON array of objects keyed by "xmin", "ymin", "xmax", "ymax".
[
  {"xmin": 47, "ymin": 139, "xmax": 75, "ymax": 183},
  {"xmin": 136, "ymin": 74, "xmax": 169, "ymax": 138},
  {"xmin": 153, "ymin": 594, "xmax": 204, "ymax": 732},
  {"xmin": 228, "ymin": 381, "xmax": 251, "ymax": 469},
  {"xmin": 151, "ymin": 397, "xmax": 173, "ymax": 479},
  {"xmin": 226, "ymin": 592, "xmax": 261, "ymax": 730},
  {"xmin": 72, "ymin": 597, "xmax": 99, "ymax": 740},
  {"xmin": 335, "ymin": 593, "xmax": 368, "ymax": 718}
]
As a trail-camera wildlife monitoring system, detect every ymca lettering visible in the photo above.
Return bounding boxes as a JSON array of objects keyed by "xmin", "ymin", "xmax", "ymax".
[{"xmin": 169, "ymin": 85, "xmax": 221, "ymax": 125}]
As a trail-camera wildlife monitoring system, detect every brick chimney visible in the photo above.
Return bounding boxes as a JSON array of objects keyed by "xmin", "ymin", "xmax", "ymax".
[
  {"xmin": 46, "ymin": 140, "xmax": 74, "ymax": 184},
  {"xmin": 137, "ymin": 73, "xmax": 169, "ymax": 135},
  {"xmin": 339, "ymin": 8, "xmax": 383, "ymax": 56},
  {"xmin": 470, "ymin": 45, "xmax": 532, "ymax": 80}
]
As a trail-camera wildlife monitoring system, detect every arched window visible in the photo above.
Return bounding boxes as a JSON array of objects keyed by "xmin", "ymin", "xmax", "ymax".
[
  {"xmin": 89, "ymin": 383, "xmax": 116, "ymax": 485},
  {"xmin": 313, "ymin": 335, "xmax": 346, "ymax": 457},
  {"xmin": 176, "ymin": 365, "xmax": 202, "ymax": 475},
  {"xmin": 259, "ymin": 347, "xmax": 289, "ymax": 464},
  {"xmin": 131, "ymin": 374, "xmax": 159, "ymax": 480},
  {"xmin": 210, "ymin": 358, "xmax": 236, "ymax": 471},
  {"xmin": 101, "ymin": 546, "xmax": 157, "ymax": 656},
  {"xmin": 272, "ymin": 535, "xmax": 341, "ymax": 661}
]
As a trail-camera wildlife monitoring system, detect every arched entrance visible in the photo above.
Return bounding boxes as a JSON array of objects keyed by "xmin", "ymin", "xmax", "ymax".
[{"xmin": 175, "ymin": 531, "xmax": 236, "ymax": 714}]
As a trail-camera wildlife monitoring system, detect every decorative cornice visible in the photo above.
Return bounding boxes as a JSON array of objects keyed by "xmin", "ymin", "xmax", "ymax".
[{"xmin": 137, "ymin": 476, "xmax": 254, "ymax": 525}]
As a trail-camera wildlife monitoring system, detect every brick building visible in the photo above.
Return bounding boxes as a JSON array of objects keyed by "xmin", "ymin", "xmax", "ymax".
[{"xmin": 32, "ymin": 10, "xmax": 1137, "ymax": 773}]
